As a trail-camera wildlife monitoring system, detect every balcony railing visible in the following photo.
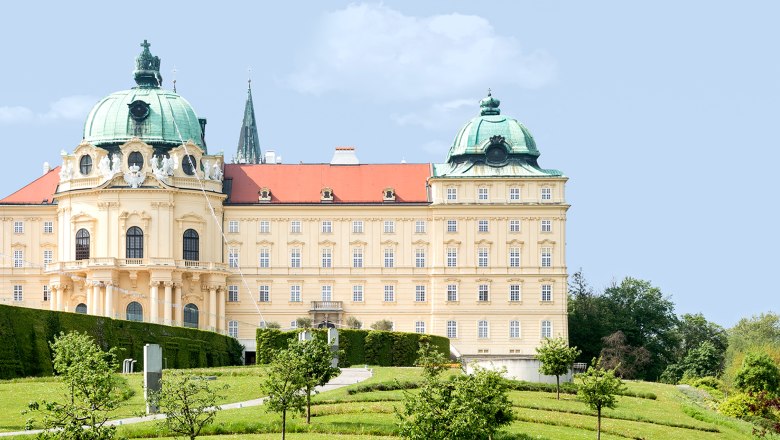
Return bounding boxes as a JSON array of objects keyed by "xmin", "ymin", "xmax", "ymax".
[{"xmin": 310, "ymin": 301, "xmax": 343, "ymax": 312}]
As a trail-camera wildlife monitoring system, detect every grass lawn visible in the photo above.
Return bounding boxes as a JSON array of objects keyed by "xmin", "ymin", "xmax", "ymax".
[{"xmin": 0, "ymin": 366, "xmax": 760, "ymax": 440}]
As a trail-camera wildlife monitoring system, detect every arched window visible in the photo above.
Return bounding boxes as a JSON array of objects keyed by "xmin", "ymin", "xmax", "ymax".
[
  {"xmin": 126, "ymin": 301, "xmax": 143, "ymax": 322},
  {"xmin": 126, "ymin": 227, "xmax": 144, "ymax": 259},
  {"xmin": 75, "ymin": 229, "xmax": 90, "ymax": 260},
  {"xmin": 75, "ymin": 303, "xmax": 87, "ymax": 314},
  {"xmin": 183, "ymin": 303, "xmax": 199, "ymax": 328},
  {"xmin": 79, "ymin": 155, "xmax": 92, "ymax": 175},
  {"xmin": 183, "ymin": 229, "xmax": 199, "ymax": 261},
  {"xmin": 128, "ymin": 151, "xmax": 144, "ymax": 170},
  {"xmin": 182, "ymin": 155, "xmax": 198, "ymax": 176}
]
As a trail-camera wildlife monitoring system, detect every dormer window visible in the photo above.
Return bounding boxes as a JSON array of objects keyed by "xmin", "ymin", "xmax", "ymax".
[
  {"xmin": 383, "ymin": 188, "xmax": 396, "ymax": 202},
  {"xmin": 258, "ymin": 187, "xmax": 271, "ymax": 202},
  {"xmin": 321, "ymin": 187, "xmax": 334, "ymax": 202},
  {"xmin": 79, "ymin": 155, "xmax": 93, "ymax": 176}
]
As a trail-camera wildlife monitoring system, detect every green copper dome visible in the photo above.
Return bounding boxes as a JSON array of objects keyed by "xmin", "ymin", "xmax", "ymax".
[
  {"xmin": 446, "ymin": 91, "xmax": 538, "ymax": 163},
  {"xmin": 82, "ymin": 41, "xmax": 206, "ymax": 151}
]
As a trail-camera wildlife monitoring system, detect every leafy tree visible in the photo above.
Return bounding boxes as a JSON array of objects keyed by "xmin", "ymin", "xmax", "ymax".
[
  {"xmin": 264, "ymin": 321, "xmax": 281, "ymax": 329},
  {"xmin": 26, "ymin": 331, "xmax": 123, "ymax": 440},
  {"xmin": 568, "ymin": 269, "xmax": 608, "ymax": 363},
  {"xmin": 286, "ymin": 336, "xmax": 340, "ymax": 423},
  {"xmin": 370, "ymin": 319, "xmax": 393, "ymax": 331},
  {"xmin": 724, "ymin": 313, "xmax": 780, "ymax": 386},
  {"xmin": 263, "ymin": 347, "xmax": 306, "ymax": 440},
  {"xmin": 577, "ymin": 358, "xmax": 625, "ymax": 440},
  {"xmin": 734, "ymin": 352, "xmax": 780, "ymax": 395},
  {"xmin": 681, "ymin": 341, "xmax": 724, "ymax": 379},
  {"xmin": 599, "ymin": 331, "xmax": 651, "ymax": 379},
  {"xmin": 535, "ymin": 336, "xmax": 581, "ymax": 399},
  {"xmin": 415, "ymin": 341, "xmax": 449, "ymax": 379},
  {"xmin": 346, "ymin": 316, "xmax": 362, "ymax": 329},
  {"xmin": 675, "ymin": 313, "xmax": 728, "ymax": 359},
  {"xmin": 155, "ymin": 370, "xmax": 228, "ymax": 440},
  {"xmin": 295, "ymin": 317, "xmax": 313, "ymax": 329}
]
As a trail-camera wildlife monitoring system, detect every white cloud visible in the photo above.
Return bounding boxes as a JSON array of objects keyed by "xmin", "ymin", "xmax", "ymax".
[
  {"xmin": 288, "ymin": 4, "xmax": 556, "ymax": 100},
  {"xmin": 0, "ymin": 95, "xmax": 95, "ymax": 124}
]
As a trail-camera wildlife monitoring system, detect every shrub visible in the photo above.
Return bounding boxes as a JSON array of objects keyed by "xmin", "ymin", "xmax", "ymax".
[{"xmin": 719, "ymin": 393, "xmax": 768, "ymax": 419}]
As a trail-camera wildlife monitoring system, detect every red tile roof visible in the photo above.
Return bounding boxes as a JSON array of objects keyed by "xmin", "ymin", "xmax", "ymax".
[
  {"xmin": 224, "ymin": 164, "xmax": 431, "ymax": 204},
  {"xmin": 0, "ymin": 167, "xmax": 60, "ymax": 205}
]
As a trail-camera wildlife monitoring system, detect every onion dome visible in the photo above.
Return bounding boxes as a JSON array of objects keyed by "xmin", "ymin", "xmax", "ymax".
[{"xmin": 82, "ymin": 41, "xmax": 206, "ymax": 151}]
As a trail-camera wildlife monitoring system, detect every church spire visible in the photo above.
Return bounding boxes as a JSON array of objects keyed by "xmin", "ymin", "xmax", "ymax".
[{"xmin": 234, "ymin": 80, "xmax": 262, "ymax": 164}]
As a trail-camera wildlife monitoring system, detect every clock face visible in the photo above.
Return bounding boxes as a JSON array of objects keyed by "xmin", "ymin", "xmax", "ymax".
[
  {"xmin": 486, "ymin": 145, "xmax": 508, "ymax": 164},
  {"xmin": 128, "ymin": 100, "xmax": 150, "ymax": 121}
]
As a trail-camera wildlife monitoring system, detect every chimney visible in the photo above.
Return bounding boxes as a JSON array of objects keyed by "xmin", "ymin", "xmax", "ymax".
[
  {"xmin": 330, "ymin": 146, "xmax": 359, "ymax": 165},
  {"xmin": 42, "ymin": 162, "xmax": 51, "ymax": 175}
]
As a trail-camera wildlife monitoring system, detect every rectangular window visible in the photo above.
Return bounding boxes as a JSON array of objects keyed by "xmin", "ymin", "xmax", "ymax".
[
  {"xmin": 228, "ymin": 285, "xmax": 239, "ymax": 302},
  {"xmin": 321, "ymin": 248, "xmax": 332, "ymax": 268},
  {"xmin": 447, "ymin": 320, "xmax": 458, "ymax": 338},
  {"xmin": 290, "ymin": 220, "xmax": 301, "ymax": 233},
  {"xmin": 541, "ymin": 284, "xmax": 552, "ymax": 302},
  {"xmin": 321, "ymin": 220, "xmax": 332, "ymax": 233},
  {"xmin": 415, "ymin": 321, "xmax": 426, "ymax": 334},
  {"xmin": 415, "ymin": 248, "xmax": 426, "ymax": 268},
  {"xmin": 289, "ymin": 248, "xmax": 301, "ymax": 268},
  {"xmin": 446, "ymin": 248, "xmax": 458, "ymax": 267},
  {"xmin": 447, "ymin": 220, "xmax": 457, "ymax": 233},
  {"xmin": 541, "ymin": 320, "xmax": 552, "ymax": 338},
  {"xmin": 446, "ymin": 187, "xmax": 457, "ymax": 201},
  {"xmin": 14, "ymin": 250, "xmax": 24, "ymax": 268},
  {"xmin": 415, "ymin": 285, "xmax": 426, "ymax": 302},
  {"xmin": 478, "ymin": 219, "xmax": 489, "ymax": 233},
  {"xmin": 43, "ymin": 221, "xmax": 53, "ymax": 234},
  {"xmin": 509, "ymin": 219, "xmax": 521, "ymax": 233},
  {"xmin": 509, "ymin": 247, "xmax": 521, "ymax": 268},
  {"xmin": 509, "ymin": 187, "xmax": 520, "ymax": 201},
  {"xmin": 228, "ymin": 248, "xmax": 239, "ymax": 268},
  {"xmin": 478, "ymin": 187, "xmax": 489, "ymax": 201},
  {"xmin": 13, "ymin": 221, "xmax": 23, "ymax": 234},
  {"xmin": 541, "ymin": 247, "xmax": 552, "ymax": 268},
  {"xmin": 478, "ymin": 284, "xmax": 489, "ymax": 302},
  {"xmin": 478, "ymin": 320, "xmax": 489, "ymax": 338},
  {"xmin": 447, "ymin": 284, "xmax": 458, "ymax": 302},
  {"xmin": 43, "ymin": 250, "xmax": 53, "ymax": 265},
  {"xmin": 541, "ymin": 220, "xmax": 552, "ymax": 232},
  {"xmin": 478, "ymin": 247, "xmax": 489, "ymax": 268},
  {"xmin": 321, "ymin": 285, "xmax": 332, "ymax": 301},
  {"xmin": 259, "ymin": 220, "xmax": 270, "ymax": 233},
  {"xmin": 352, "ymin": 220, "xmax": 364, "ymax": 233},
  {"xmin": 289, "ymin": 285, "xmax": 301, "ymax": 302},
  {"xmin": 509, "ymin": 284, "xmax": 521, "ymax": 302},
  {"xmin": 510, "ymin": 320, "xmax": 520, "ymax": 338},
  {"xmin": 352, "ymin": 247, "xmax": 363, "ymax": 268},
  {"xmin": 228, "ymin": 220, "xmax": 239, "ymax": 233},
  {"xmin": 541, "ymin": 187, "xmax": 552, "ymax": 201},
  {"xmin": 383, "ymin": 285, "xmax": 395, "ymax": 302},
  {"xmin": 415, "ymin": 220, "xmax": 426, "ymax": 233},
  {"xmin": 43, "ymin": 285, "xmax": 50, "ymax": 302},
  {"xmin": 352, "ymin": 285, "xmax": 364, "ymax": 302},
  {"xmin": 228, "ymin": 321, "xmax": 239, "ymax": 338},
  {"xmin": 13, "ymin": 285, "xmax": 22, "ymax": 302},
  {"xmin": 384, "ymin": 248, "xmax": 395, "ymax": 268},
  {"xmin": 383, "ymin": 220, "xmax": 395, "ymax": 233},
  {"xmin": 259, "ymin": 248, "xmax": 270, "ymax": 268},
  {"xmin": 290, "ymin": 320, "xmax": 298, "ymax": 329},
  {"xmin": 258, "ymin": 285, "xmax": 270, "ymax": 302}
]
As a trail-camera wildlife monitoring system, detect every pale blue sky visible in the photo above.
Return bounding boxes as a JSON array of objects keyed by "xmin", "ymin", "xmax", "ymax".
[{"xmin": 1, "ymin": 1, "xmax": 777, "ymax": 326}]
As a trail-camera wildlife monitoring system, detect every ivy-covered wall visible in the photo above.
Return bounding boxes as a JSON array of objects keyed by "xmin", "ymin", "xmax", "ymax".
[
  {"xmin": 0, "ymin": 304, "xmax": 244, "ymax": 379},
  {"xmin": 255, "ymin": 328, "xmax": 449, "ymax": 367}
]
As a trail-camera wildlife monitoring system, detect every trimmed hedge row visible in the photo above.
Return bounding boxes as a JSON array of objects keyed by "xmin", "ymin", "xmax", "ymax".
[
  {"xmin": 255, "ymin": 328, "xmax": 449, "ymax": 367},
  {"xmin": 0, "ymin": 304, "xmax": 244, "ymax": 379}
]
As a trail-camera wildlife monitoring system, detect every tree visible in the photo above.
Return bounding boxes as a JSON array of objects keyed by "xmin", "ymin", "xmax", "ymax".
[
  {"xmin": 265, "ymin": 321, "xmax": 281, "ymax": 329},
  {"xmin": 680, "ymin": 341, "xmax": 723, "ymax": 379},
  {"xmin": 286, "ymin": 336, "xmax": 340, "ymax": 423},
  {"xmin": 568, "ymin": 269, "xmax": 608, "ymax": 363},
  {"xmin": 155, "ymin": 370, "xmax": 228, "ymax": 440},
  {"xmin": 263, "ymin": 346, "xmax": 306, "ymax": 440},
  {"xmin": 370, "ymin": 319, "xmax": 393, "ymax": 331},
  {"xmin": 295, "ymin": 317, "xmax": 313, "ymax": 329},
  {"xmin": 675, "ymin": 313, "xmax": 728, "ymax": 359},
  {"xmin": 577, "ymin": 358, "xmax": 625, "ymax": 440},
  {"xmin": 26, "ymin": 331, "xmax": 123, "ymax": 440},
  {"xmin": 535, "ymin": 336, "xmax": 581, "ymax": 399},
  {"xmin": 599, "ymin": 331, "xmax": 651, "ymax": 379},
  {"xmin": 346, "ymin": 316, "xmax": 362, "ymax": 329},
  {"xmin": 734, "ymin": 352, "xmax": 780, "ymax": 395}
]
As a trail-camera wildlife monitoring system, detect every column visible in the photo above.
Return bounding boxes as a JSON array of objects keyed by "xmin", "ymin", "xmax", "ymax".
[
  {"xmin": 105, "ymin": 284, "xmax": 114, "ymax": 318},
  {"xmin": 51, "ymin": 286, "xmax": 58, "ymax": 311},
  {"xmin": 163, "ymin": 282, "xmax": 173, "ymax": 326},
  {"xmin": 217, "ymin": 287, "xmax": 226, "ymax": 332},
  {"xmin": 86, "ymin": 283, "xmax": 93, "ymax": 315},
  {"xmin": 208, "ymin": 286, "xmax": 217, "ymax": 331},
  {"xmin": 93, "ymin": 283, "xmax": 102, "ymax": 316},
  {"xmin": 150, "ymin": 282, "xmax": 159, "ymax": 324},
  {"xmin": 174, "ymin": 284, "xmax": 183, "ymax": 326}
]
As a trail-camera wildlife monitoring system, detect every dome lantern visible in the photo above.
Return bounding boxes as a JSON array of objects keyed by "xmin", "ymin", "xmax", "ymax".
[{"xmin": 133, "ymin": 40, "xmax": 162, "ymax": 88}]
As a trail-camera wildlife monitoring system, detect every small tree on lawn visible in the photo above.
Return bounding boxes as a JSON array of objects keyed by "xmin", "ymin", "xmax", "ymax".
[
  {"xmin": 287, "ymin": 336, "xmax": 340, "ymax": 423},
  {"xmin": 155, "ymin": 370, "xmax": 228, "ymax": 440},
  {"xmin": 264, "ymin": 346, "xmax": 306, "ymax": 440},
  {"xmin": 577, "ymin": 358, "xmax": 625, "ymax": 440},
  {"xmin": 536, "ymin": 336, "xmax": 581, "ymax": 400},
  {"xmin": 370, "ymin": 319, "xmax": 393, "ymax": 331},
  {"xmin": 26, "ymin": 331, "xmax": 123, "ymax": 440}
]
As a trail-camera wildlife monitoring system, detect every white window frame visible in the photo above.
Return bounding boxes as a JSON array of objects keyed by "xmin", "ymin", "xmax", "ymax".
[
  {"xmin": 383, "ymin": 220, "xmax": 395, "ymax": 233},
  {"xmin": 14, "ymin": 250, "xmax": 24, "ymax": 268},
  {"xmin": 478, "ymin": 247, "xmax": 489, "ymax": 268},
  {"xmin": 446, "ymin": 247, "xmax": 458, "ymax": 267},
  {"xmin": 352, "ymin": 220, "xmax": 364, "ymax": 233},
  {"xmin": 43, "ymin": 285, "xmax": 51, "ymax": 302},
  {"xmin": 415, "ymin": 220, "xmax": 426, "ymax": 234},
  {"xmin": 258, "ymin": 285, "xmax": 270, "ymax": 302},
  {"xmin": 321, "ymin": 248, "xmax": 332, "ymax": 268},
  {"xmin": 509, "ymin": 187, "xmax": 520, "ymax": 201},
  {"xmin": 321, "ymin": 285, "xmax": 332, "ymax": 301},
  {"xmin": 415, "ymin": 248, "xmax": 426, "ymax": 268},
  {"xmin": 290, "ymin": 320, "xmax": 298, "ymax": 329},
  {"xmin": 43, "ymin": 249, "xmax": 53, "ymax": 265},
  {"xmin": 446, "ymin": 320, "xmax": 458, "ymax": 338},
  {"xmin": 228, "ymin": 220, "xmax": 239, "ymax": 233},
  {"xmin": 228, "ymin": 248, "xmax": 239, "ymax": 268},
  {"xmin": 383, "ymin": 285, "xmax": 395, "ymax": 302},
  {"xmin": 509, "ymin": 284, "xmax": 521, "ymax": 302},
  {"xmin": 415, "ymin": 285, "xmax": 426, "ymax": 302},
  {"xmin": 13, "ymin": 221, "xmax": 23, "ymax": 234},
  {"xmin": 541, "ymin": 220, "xmax": 552, "ymax": 233},
  {"xmin": 509, "ymin": 320, "xmax": 521, "ymax": 338},
  {"xmin": 509, "ymin": 219, "xmax": 521, "ymax": 233},
  {"xmin": 352, "ymin": 247, "xmax": 363, "ymax": 268},
  {"xmin": 289, "ymin": 285, "xmax": 301, "ymax": 302},
  {"xmin": 541, "ymin": 247, "xmax": 552, "ymax": 268},
  {"xmin": 290, "ymin": 248, "xmax": 301, "ymax": 268},
  {"xmin": 478, "ymin": 284, "xmax": 489, "ymax": 302},
  {"xmin": 541, "ymin": 284, "xmax": 552, "ymax": 302},
  {"xmin": 352, "ymin": 285, "xmax": 364, "ymax": 302},
  {"xmin": 259, "ymin": 220, "xmax": 270, "ymax": 233},
  {"xmin": 13, "ymin": 285, "xmax": 22, "ymax": 302},
  {"xmin": 384, "ymin": 248, "xmax": 395, "ymax": 268},
  {"xmin": 228, "ymin": 285, "xmax": 239, "ymax": 302},
  {"xmin": 290, "ymin": 220, "xmax": 301, "ymax": 233},
  {"xmin": 478, "ymin": 320, "xmax": 489, "ymax": 338},
  {"xmin": 509, "ymin": 247, "xmax": 521, "ymax": 268},
  {"xmin": 446, "ymin": 220, "xmax": 457, "ymax": 233},
  {"xmin": 228, "ymin": 320, "xmax": 239, "ymax": 338},
  {"xmin": 43, "ymin": 221, "xmax": 53, "ymax": 234},
  {"xmin": 478, "ymin": 187, "xmax": 489, "ymax": 201},
  {"xmin": 259, "ymin": 248, "xmax": 270, "ymax": 268},
  {"xmin": 321, "ymin": 220, "xmax": 332, "ymax": 233},
  {"xmin": 446, "ymin": 187, "xmax": 458, "ymax": 201},
  {"xmin": 478, "ymin": 219, "xmax": 489, "ymax": 233},
  {"xmin": 446, "ymin": 284, "xmax": 458, "ymax": 302},
  {"xmin": 541, "ymin": 187, "xmax": 552, "ymax": 201},
  {"xmin": 415, "ymin": 321, "xmax": 426, "ymax": 334},
  {"xmin": 541, "ymin": 320, "xmax": 553, "ymax": 338}
]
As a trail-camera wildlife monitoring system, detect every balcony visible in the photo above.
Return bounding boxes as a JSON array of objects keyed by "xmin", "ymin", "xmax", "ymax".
[{"xmin": 310, "ymin": 301, "xmax": 343, "ymax": 312}]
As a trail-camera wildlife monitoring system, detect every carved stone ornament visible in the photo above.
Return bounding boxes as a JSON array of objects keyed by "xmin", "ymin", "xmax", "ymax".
[
  {"xmin": 123, "ymin": 165, "xmax": 146, "ymax": 188},
  {"xmin": 59, "ymin": 161, "xmax": 74, "ymax": 181}
]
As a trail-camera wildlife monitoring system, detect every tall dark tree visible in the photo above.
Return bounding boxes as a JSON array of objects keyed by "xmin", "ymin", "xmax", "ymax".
[
  {"xmin": 675, "ymin": 313, "xmax": 728, "ymax": 360},
  {"xmin": 568, "ymin": 269, "xmax": 608, "ymax": 363}
]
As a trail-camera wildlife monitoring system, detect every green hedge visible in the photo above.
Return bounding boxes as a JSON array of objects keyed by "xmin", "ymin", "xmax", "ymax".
[
  {"xmin": 0, "ymin": 304, "xmax": 244, "ymax": 379},
  {"xmin": 255, "ymin": 328, "xmax": 449, "ymax": 367}
]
